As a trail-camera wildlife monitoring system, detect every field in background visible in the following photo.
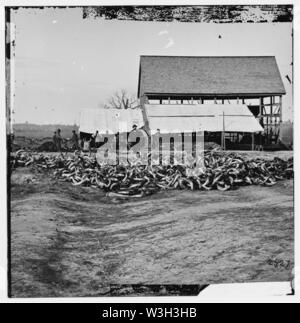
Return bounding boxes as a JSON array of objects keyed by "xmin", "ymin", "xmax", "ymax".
[
  {"xmin": 11, "ymin": 124, "xmax": 79, "ymax": 152},
  {"xmin": 13, "ymin": 123, "xmax": 79, "ymax": 139},
  {"xmin": 11, "ymin": 122, "xmax": 293, "ymax": 152}
]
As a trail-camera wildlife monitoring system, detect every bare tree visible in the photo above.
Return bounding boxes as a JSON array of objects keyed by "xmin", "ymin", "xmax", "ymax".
[{"xmin": 105, "ymin": 89, "xmax": 139, "ymax": 109}]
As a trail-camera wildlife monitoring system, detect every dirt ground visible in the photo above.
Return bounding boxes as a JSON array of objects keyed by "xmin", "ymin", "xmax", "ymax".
[{"xmin": 9, "ymin": 151, "xmax": 294, "ymax": 297}]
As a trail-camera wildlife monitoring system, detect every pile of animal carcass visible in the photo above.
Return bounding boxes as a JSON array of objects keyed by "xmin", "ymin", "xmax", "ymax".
[{"xmin": 10, "ymin": 150, "xmax": 294, "ymax": 198}]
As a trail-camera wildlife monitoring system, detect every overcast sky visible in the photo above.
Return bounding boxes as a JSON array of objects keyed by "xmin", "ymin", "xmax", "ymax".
[{"xmin": 11, "ymin": 7, "xmax": 293, "ymax": 125}]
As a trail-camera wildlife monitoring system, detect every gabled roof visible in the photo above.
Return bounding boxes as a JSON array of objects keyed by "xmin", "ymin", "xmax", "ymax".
[{"xmin": 138, "ymin": 56, "xmax": 286, "ymax": 97}]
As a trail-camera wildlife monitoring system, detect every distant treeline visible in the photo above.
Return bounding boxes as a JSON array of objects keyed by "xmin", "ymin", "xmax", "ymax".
[{"xmin": 13, "ymin": 123, "xmax": 79, "ymax": 139}]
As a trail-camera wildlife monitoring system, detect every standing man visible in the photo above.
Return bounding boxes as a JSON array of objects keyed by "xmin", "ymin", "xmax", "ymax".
[
  {"xmin": 151, "ymin": 128, "xmax": 161, "ymax": 153},
  {"xmin": 53, "ymin": 131, "xmax": 57, "ymax": 151},
  {"xmin": 91, "ymin": 130, "xmax": 99, "ymax": 150},
  {"xmin": 127, "ymin": 125, "xmax": 138, "ymax": 151},
  {"xmin": 56, "ymin": 129, "xmax": 63, "ymax": 153},
  {"xmin": 94, "ymin": 130, "xmax": 102, "ymax": 149},
  {"xmin": 71, "ymin": 130, "xmax": 79, "ymax": 151},
  {"xmin": 83, "ymin": 137, "xmax": 92, "ymax": 155}
]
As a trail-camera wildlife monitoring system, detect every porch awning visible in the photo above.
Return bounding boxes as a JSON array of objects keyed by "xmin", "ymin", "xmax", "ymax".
[
  {"xmin": 79, "ymin": 108, "xmax": 144, "ymax": 134},
  {"xmin": 145, "ymin": 104, "xmax": 264, "ymax": 134}
]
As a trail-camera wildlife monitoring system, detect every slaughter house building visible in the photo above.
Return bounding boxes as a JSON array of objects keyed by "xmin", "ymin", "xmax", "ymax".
[{"xmin": 138, "ymin": 55, "xmax": 286, "ymax": 149}]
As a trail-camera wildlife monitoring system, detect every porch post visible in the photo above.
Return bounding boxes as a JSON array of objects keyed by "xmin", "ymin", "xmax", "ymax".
[{"xmin": 279, "ymin": 95, "xmax": 283, "ymax": 123}]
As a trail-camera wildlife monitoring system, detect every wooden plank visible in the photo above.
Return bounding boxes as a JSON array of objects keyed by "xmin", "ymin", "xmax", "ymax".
[
  {"xmin": 274, "ymin": 105, "xmax": 280, "ymax": 114},
  {"xmin": 222, "ymin": 111, "xmax": 226, "ymax": 150},
  {"xmin": 270, "ymin": 96, "xmax": 273, "ymax": 116},
  {"xmin": 279, "ymin": 96, "xmax": 283, "ymax": 122},
  {"xmin": 262, "ymin": 103, "xmax": 281, "ymax": 107},
  {"xmin": 260, "ymin": 114, "xmax": 281, "ymax": 117},
  {"xmin": 263, "ymin": 106, "xmax": 267, "ymax": 114},
  {"xmin": 140, "ymin": 95, "xmax": 150, "ymax": 135},
  {"xmin": 259, "ymin": 97, "xmax": 263, "ymax": 117},
  {"xmin": 146, "ymin": 93, "xmax": 286, "ymax": 100},
  {"xmin": 149, "ymin": 115, "xmax": 215, "ymax": 118}
]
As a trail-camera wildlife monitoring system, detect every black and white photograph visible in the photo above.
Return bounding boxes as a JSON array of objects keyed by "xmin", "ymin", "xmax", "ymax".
[{"xmin": 3, "ymin": 3, "xmax": 297, "ymax": 301}]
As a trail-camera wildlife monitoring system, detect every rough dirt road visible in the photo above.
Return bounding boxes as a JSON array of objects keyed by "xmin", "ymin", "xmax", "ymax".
[{"xmin": 10, "ymin": 153, "xmax": 294, "ymax": 297}]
